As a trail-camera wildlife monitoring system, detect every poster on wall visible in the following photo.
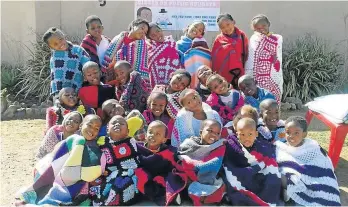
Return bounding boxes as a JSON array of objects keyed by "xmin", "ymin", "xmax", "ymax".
[{"xmin": 135, "ymin": 0, "xmax": 220, "ymax": 31}]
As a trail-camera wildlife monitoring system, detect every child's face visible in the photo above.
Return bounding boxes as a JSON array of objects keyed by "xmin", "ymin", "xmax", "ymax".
[
  {"xmin": 261, "ymin": 104, "xmax": 280, "ymax": 129},
  {"xmin": 47, "ymin": 33, "xmax": 68, "ymax": 51},
  {"xmin": 148, "ymin": 26, "xmax": 164, "ymax": 43},
  {"xmin": 63, "ymin": 113, "xmax": 82, "ymax": 133},
  {"xmin": 218, "ymin": 18, "xmax": 235, "ymax": 36},
  {"xmin": 197, "ymin": 67, "xmax": 212, "ymax": 86},
  {"xmin": 103, "ymin": 101, "xmax": 125, "ymax": 118},
  {"xmin": 139, "ymin": 9, "xmax": 152, "ymax": 22},
  {"xmin": 108, "ymin": 116, "xmax": 129, "ymax": 141},
  {"xmin": 84, "ymin": 67, "xmax": 100, "ymax": 85},
  {"xmin": 114, "ymin": 66, "xmax": 131, "ymax": 85},
  {"xmin": 60, "ymin": 88, "xmax": 78, "ymax": 107},
  {"xmin": 169, "ymin": 74, "xmax": 190, "ymax": 92},
  {"xmin": 150, "ymin": 97, "xmax": 167, "ymax": 117},
  {"xmin": 200, "ymin": 122, "xmax": 221, "ymax": 145},
  {"xmin": 209, "ymin": 77, "xmax": 229, "ymax": 95},
  {"xmin": 87, "ymin": 21, "xmax": 103, "ymax": 39},
  {"xmin": 131, "ymin": 23, "xmax": 149, "ymax": 40},
  {"xmin": 146, "ymin": 124, "xmax": 166, "ymax": 149},
  {"xmin": 182, "ymin": 91, "xmax": 203, "ymax": 113},
  {"xmin": 236, "ymin": 124, "xmax": 258, "ymax": 148},
  {"xmin": 254, "ymin": 23, "xmax": 269, "ymax": 35},
  {"xmin": 187, "ymin": 22, "xmax": 204, "ymax": 39},
  {"xmin": 239, "ymin": 79, "xmax": 257, "ymax": 97},
  {"xmin": 81, "ymin": 118, "xmax": 102, "ymax": 141},
  {"xmin": 285, "ymin": 121, "xmax": 307, "ymax": 147}
]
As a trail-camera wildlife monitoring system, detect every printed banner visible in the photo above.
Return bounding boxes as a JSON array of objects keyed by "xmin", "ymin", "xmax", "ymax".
[{"xmin": 135, "ymin": 0, "xmax": 220, "ymax": 31}]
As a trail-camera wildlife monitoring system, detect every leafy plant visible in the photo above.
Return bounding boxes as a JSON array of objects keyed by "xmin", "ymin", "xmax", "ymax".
[
  {"xmin": 282, "ymin": 33, "xmax": 344, "ymax": 102},
  {"xmin": 1, "ymin": 64, "xmax": 20, "ymax": 91}
]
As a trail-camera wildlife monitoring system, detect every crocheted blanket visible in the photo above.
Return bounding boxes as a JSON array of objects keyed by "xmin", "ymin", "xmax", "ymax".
[
  {"xmin": 36, "ymin": 125, "xmax": 64, "ymax": 160},
  {"xmin": 245, "ymin": 32, "xmax": 283, "ymax": 103},
  {"xmin": 135, "ymin": 144, "xmax": 187, "ymax": 206},
  {"xmin": 80, "ymin": 34, "xmax": 110, "ymax": 66},
  {"xmin": 257, "ymin": 118, "xmax": 286, "ymax": 143},
  {"xmin": 17, "ymin": 135, "xmax": 106, "ymax": 205},
  {"xmin": 195, "ymin": 83, "xmax": 211, "ymax": 102},
  {"xmin": 171, "ymin": 103, "xmax": 222, "ymax": 148},
  {"xmin": 177, "ymin": 137, "xmax": 226, "ymax": 205},
  {"xmin": 275, "ymin": 139, "xmax": 341, "ymax": 206},
  {"xmin": 91, "ymin": 136, "xmax": 140, "ymax": 206},
  {"xmin": 142, "ymin": 109, "xmax": 174, "ymax": 138},
  {"xmin": 206, "ymin": 91, "xmax": 244, "ymax": 125},
  {"xmin": 222, "ymin": 135, "xmax": 281, "ymax": 206},
  {"xmin": 243, "ymin": 87, "xmax": 276, "ymax": 111},
  {"xmin": 147, "ymin": 36, "xmax": 181, "ymax": 88}
]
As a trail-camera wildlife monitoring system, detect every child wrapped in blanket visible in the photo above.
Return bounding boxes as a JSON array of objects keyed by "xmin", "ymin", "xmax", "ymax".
[
  {"xmin": 177, "ymin": 119, "xmax": 226, "ymax": 206},
  {"xmin": 275, "ymin": 116, "xmax": 341, "ymax": 206},
  {"xmin": 91, "ymin": 115, "xmax": 141, "ymax": 206},
  {"xmin": 135, "ymin": 121, "xmax": 187, "ymax": 206}
]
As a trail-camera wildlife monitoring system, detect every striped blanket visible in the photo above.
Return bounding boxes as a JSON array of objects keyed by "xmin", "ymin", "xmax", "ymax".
[
  {"xmin": 222, "ymin": 134, "xmax": 281, "ymax": 206},
  {"xmin": 275, "ymin": 139, "xmax": 341, "ymax": 206},
  {"xmin": 16, "ymin": 135, "xmax": 106, "ymax": 205},
  {"xmin": 80, "ymin": 34, "xmax": 110, "ymax": 66}
]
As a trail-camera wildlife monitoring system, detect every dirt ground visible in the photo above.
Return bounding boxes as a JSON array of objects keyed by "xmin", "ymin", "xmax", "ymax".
[{"xmin": 1, "ymin": 111, "xmax": 347, "ymax": 206}]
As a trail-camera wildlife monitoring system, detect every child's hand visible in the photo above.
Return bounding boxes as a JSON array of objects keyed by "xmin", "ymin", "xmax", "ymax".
[{"xmin": 103, "ymin": 171, "xmax": 109, "ymax": 176}]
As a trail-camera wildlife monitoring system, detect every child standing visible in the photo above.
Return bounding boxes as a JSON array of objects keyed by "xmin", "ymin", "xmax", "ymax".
[
  {"xmin": 135, "ymin": 121, "xmax": 186, "ymax": 206},
  {"xmin": 276, "ymin": 116, "xmax": 341, "ymax": 206},
  {"xmin": 43, "ymin": 27, "xmax": 90, "ymax": 99},
  {"xmin": 223, "ymin": 118, "xmax": 281, "ymax": 206},
  {"xmin": 142, "ymin": 92, "xmax": 174, "ymax": 138},
  {"xmin": 258, "ymin": 99, "xmax": 286, "ymax": 143},
  {"xmin": 114, "ymin": 60, "xmax": 150, "ymax": 114},
  {"xmin": 245, "ymin": 14, "xmax": 283, "ymax": 103},
  {"xmin": 171, "ymin": 89, "xmax": 222, "ymax": 148},
  {"xmin": 238, "ymin": 74, "xmax": 276, "ymax": 111},
  {"xmin": 206, "ymin": 74, "xmax": 244, "ymax": 124},
  {"xmin": 91, "ymin": 116, "xmax": 140, "ymax": 206},
  {"xmin": 80, "ymin": 15, "xmax": 111, "ymax": 68},
  {"xmin": 212, "ymin": 13, "xmax": 248, "ymax": 89},
  {"xmin": 78, "ymin": 61, "xmax": 116, "ymax": 116},
  {"xmin": 195, "ymin": 65, "xmax": 213, "ymax": 102},
  {"xmin": 177, "ymin": 119, "xmax": 226, "ymax": 206},
  {"xmin": 176, "ymin": 20, "xmax": 211, "ymax": 88}
]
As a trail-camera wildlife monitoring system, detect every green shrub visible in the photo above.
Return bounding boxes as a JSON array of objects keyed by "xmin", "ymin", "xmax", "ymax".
[
  {"xmin": 1, "ymin": 64, "xmax": 20, "ymax": 91},
  {"xmin": 282, "ymin": 33, "xmax": 344, "ymax": 102}
]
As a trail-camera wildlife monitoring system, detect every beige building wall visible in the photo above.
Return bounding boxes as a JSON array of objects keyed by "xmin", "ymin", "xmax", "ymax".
[{"xmin": 2, "ymin": 1, "xmax": 348, "ymax": 64}]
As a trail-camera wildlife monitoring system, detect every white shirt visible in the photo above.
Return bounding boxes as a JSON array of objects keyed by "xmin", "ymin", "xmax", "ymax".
[{"xmin": 97, "ymin": 36, "xmax": 109, "ymax": 65}]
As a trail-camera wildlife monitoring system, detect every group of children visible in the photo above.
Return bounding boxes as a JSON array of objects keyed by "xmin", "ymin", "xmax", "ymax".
[{"xmin": 14, "ymin": 12, "xmax": 341, "ymax": 207}]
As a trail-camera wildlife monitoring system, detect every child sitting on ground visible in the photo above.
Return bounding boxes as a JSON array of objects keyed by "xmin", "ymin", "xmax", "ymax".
[
  {"xmin": 91, "ymin": 115, "xmax": 141, "ymax": 206},
  {"xmin": 206, "ymin": 74, "xmax": 244, "ymax": 124},
  {"xmin": 225, "ymin": 105, "xmax": 259, "ymax": 136},
  {"xmin": 37, "ymin": 111, "xmax": 83, "ymax": 160},
  {"xmin": 43, "ymin": 27, "xmax": 90, "ymax": 101},
  {"xmin": 142, "ymin": 92, "xmax": 174, "ymax": 139},
  {"xmin": 16, "ymin": 115, "xmax": 105, "ymax": 206},
  {"xmin": 135, "ymin": 121, "xmax": 187, "ymax": 206},
  {"xmin": 78, "ymin": 61, "xmax": 116, "ymax": 116},
  {"xmin": 45, "ymin": 87, "xmax": 95, "ymax": 132},
  {"xmin": 177, "ymin": 119, "xmax": 226, "ymax": 206},
  {"xmin": 258, "ymin": 99, "xmax": 286, "ymax": 143},
  {"xmin": 275, "ymin": 116, "xmax": 341, "ymax": 206},
  {"xmin": 99, "ymin": 99, "xmax": 125, "ymax": 136},
  {"xmin": 114, "ymin": 60, "xmax": 150, "ymax": 114},
  {"xmin": 152, "ymin": 69, "xmax": 191, "ymax": 119},
  {"xmin": 195, "ymin": 65, "xmax": 213, "ymax": 102},
  {"xmin": 80, "ymin": 15, "xmax": 110, "ymax": 68},
  {"xmin": 222, "ymin": 117, "xmax": 281, "ymax": 206},
  {"xmin": 238, "ymin": 74, "xmax": 276, "ymax": 111}
]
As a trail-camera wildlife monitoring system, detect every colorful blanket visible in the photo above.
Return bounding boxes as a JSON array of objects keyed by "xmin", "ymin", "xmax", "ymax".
[
  {"xmin": 152, "ymin": 84, "xmax": 182, "ymax": 119},
  {"xmin": 135, "ymin": 144, "xmax": 187, "ymax": 206},
  {"xmin": 116, "ymin": 71, "xmax": 150, "ymax": 114},
  {"xmin": 80, "ymin": 34, "xmax": 111, "ymax": 66},
  {"xmin": 142, "ymin": 109, "xmax": 174, "ymax": 138},
  {"xmin": 50, "ymin": 42, "xmax": 90, "ymax": 95},
  {"xmin": 195, "ymin": 83, "xmax": 211, "ymax": 102},
  {"xmin": 171, "ymin": 102, "xmax": 222, "ymax": 148},
  {"xmin": 91, "ymin": 136, "xmax": 140, "ymax": 206},
  {"xmin": 147, "ymin": 36, "xmax": 181, "ymax": 88},
  {"xmin": 211, "ymin": 27, "xmax": 248, "ymax": 88},
  {"xmin": 177, "ymin": 137, "xmax": 226, "ymax": 205},
  {"xmin": 206, "ymin": 91, "xmax": 244, "ymax": 125},
  {"xmin": 257, "ymin": 118, "xmax": 286, "ymax": 143},
  {"xmin": 275, "ymin": 139, "xmax": 341, "ymax": 206},
  {"xmin": 101, "ymin": 31, "xmax": 149, "ymax": 83},
  {"xmin": 36, "ymin": 125, "xmax": 64, "ymax": 160},
  {"xmin": 17, "ymin": 135, "xmax": 106, "ymax": 206},
  {"xmin": 222, "ymin": 134, "xmax": 281, "ymax": 206},
  {"xmin": 243, "ymin": 87, "xmax": 276, "ymax": 111},
  {"xmin": 245, "ymin": 32, "xmax": 283, "ymax": 103}
]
